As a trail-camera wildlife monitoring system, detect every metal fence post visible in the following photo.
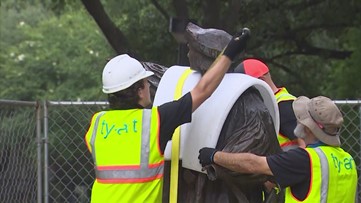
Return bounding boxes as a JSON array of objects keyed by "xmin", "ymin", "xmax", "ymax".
[
  {"xmin": 359, "ymin": 104, "xmax": 361, "ymax": 203},
  {"xmin": 43, "ymin": 101, "xmax": 49, "ymax": 203},
  {"xmin": 36, "ymin": 102, "xmax": 42, "ymax": 203}
]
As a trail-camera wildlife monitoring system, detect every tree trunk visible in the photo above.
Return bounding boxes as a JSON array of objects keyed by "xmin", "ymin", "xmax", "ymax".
[{"xmin": 80, "ymin": 0, "xmax": 136, "ymax": 56}]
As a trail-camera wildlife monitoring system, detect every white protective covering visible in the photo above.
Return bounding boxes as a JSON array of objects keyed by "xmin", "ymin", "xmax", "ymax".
[{"xmin": 153, "ymin": 66, "xmax": 279, "ymax": 172}]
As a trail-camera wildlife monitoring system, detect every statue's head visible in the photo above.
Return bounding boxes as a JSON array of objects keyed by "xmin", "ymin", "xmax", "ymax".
[{"xmin": 185, "ymin": 22, "xmax": 232, "ymax": 74}]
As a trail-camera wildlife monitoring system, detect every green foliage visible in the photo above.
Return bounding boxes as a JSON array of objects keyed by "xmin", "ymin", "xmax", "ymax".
[
  {"xmin": 0, "ymin": 3, "xmax": 112, "ymax": 101},
  {"xmin": 1, "ymin": 0, "xmax": 361, "ymax": 100},
  {"xmin": 237, "ymin": 0, "xmax": 361, "ymax": 99},
  {"xmin": 324, "ymin": 28, "xmax": 361, "ymax": 99},
  {"xmin": 102, "ymin": 0, "xmax": 178, "ymax": 66}
]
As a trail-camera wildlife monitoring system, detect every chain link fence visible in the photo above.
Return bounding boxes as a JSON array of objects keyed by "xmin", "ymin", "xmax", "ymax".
[
  {"xmin": 0, "ymin": 99, "xmax": 360, "ymax": 202},
  {"xmin": 0, "ymin": 100, "xmax": 40, "ymax": 203},
  {"xmin": 44, "ymin": 101, "xmax": 107, "ymax": 203}
]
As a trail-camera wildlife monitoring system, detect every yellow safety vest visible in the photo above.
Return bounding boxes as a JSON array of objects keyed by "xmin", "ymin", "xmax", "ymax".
[
  {"xmin": 275, "ymin": 87, "xmax": 298, "ymax": 151},
  {"xmin": 285, "ymin": 146, "xmax": 357, "ymax": 202},
  {"xmin": 84, "ymin": 107, "xmax": 164, "ymax": 203}
]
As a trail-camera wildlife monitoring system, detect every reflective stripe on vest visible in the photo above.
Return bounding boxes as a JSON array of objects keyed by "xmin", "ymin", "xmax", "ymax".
[
  {"xmin": 90, "ymin": 111, "xmax": 105, "ymax": 167},
  {"xmin": 275, "ymin": 87, "xmax": 297, "ymax": 150},
  {"xmin": 90, "ymin": 110, "xmax": 163, "ymax": 183},
  {"xmin": 314, "ymin": 148, "xmax": 328, "ymax": 203}
]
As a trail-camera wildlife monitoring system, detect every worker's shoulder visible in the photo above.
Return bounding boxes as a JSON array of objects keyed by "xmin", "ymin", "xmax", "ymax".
[{"xmin": 269, "ymin": 147, "xmax": 309, "ymax": 162}]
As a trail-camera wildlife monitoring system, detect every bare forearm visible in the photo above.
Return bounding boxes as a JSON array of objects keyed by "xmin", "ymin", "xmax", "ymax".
[
  {"xmin": 213, "ymin": 151, "xmax": 273, "ymax": 175},
  {"xmin": 197, "ymin": 56, "xmax": 231, "ymax": 96}
]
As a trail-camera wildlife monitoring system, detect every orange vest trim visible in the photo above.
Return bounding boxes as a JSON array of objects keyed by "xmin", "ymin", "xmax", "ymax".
[
  {"xmin": 155, "ymin": 110, "xmax": 163, "ymax": 156},
  {"xmin": 96, "ymin": 165, "xmax": 141, "ymax": 170},
  {"xmin": 149, "ymin": 160, "xmax": 165, "ymax": 168},
  {"xmin": 280, "ymin": 140, "xmax": 299, "ymax": 147},
  {"xmin": 96, "ymin": 160, "xmax": 164, "ymax": 170}
]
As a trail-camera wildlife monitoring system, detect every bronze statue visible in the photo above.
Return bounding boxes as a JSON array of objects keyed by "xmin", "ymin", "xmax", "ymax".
[{"xmin": 143, "ymin": 22, "xmax": 283, "ymax": 203}]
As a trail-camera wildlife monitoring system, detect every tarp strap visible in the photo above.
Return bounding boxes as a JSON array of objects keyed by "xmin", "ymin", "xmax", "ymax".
[{"xmin": 170, "ymin": 68, "xmax": 193, "ymax": 203}]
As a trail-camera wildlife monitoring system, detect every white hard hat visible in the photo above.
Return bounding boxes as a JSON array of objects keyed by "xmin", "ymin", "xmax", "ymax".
[{"xmin": 102, "ymin": 54, "xmax": 154, "ymax": 94}]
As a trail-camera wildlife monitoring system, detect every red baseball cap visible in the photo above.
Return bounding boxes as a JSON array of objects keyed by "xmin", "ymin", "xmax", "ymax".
[{"xmin": 234, "ymin": 59, "xmax": 269, "ymax": 78}]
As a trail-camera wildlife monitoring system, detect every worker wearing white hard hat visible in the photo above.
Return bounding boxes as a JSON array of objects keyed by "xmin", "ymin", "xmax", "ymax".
[
  {"xmin": 102, "ymin": 54, "xmax": 154, "ymax": 94},
  {"xmin": 84, "ymin": 27, "xmax": 250, "ymax": 203}
]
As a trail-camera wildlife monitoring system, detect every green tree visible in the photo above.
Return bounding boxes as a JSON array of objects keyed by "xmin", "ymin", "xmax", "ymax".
[
  {"xmin": 324, "ymin": 27, "xmax": 361, "ymax": 99},
  {"xmin": 1, "ymin": 0, "xmax": 361, "ymax": 100},
  {"xmin": 81, "ymin": 0, "xmax": 361, "ymax": 98},
  {"xmin": 1, "ymin": 1, "xmax": 112, "ymax": 100}
]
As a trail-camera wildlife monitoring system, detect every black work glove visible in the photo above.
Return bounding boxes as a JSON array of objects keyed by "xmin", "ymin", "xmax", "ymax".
[
  {"xmin": 222, "ymin": 28, "xmax": 251, "ymax": 61},
  {"xmin": 198, "ymin": 147, "xmax": 218, "ymax": 167}
]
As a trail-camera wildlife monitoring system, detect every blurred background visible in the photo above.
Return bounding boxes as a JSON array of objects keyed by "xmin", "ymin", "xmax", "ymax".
[
  {"xmin": 0, "ymin": 0, "xmax": 360, "ymax": 202},
  {"xmin": 1, "ymin": 0, "xmax": 360, "ymax": 101}
]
